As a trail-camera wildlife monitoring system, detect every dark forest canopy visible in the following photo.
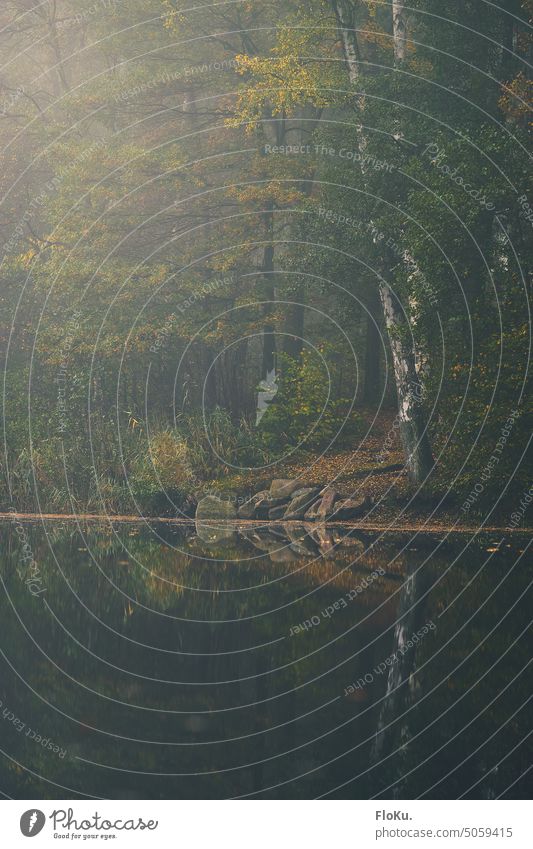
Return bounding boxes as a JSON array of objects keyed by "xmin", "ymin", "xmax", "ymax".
[{"xmin": 0, "ymin": 0, "xmax": 531, "ymax": 521}]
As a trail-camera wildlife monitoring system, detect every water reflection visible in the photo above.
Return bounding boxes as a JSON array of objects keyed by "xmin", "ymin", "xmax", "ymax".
[{"xmin": 0, "ymin": 521, "xmax": 530, "ymax": 799}]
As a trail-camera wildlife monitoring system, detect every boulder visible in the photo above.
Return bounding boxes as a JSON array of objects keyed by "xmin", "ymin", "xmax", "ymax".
[
  {"xmin": 255, "ymin": 493, "xmax": 290, "ymax": 519},
  {"xmin": 270, "ymin": 479, "xmax": 302, "ymax": 499},
  {"xmin": 316, "ymin": 487, "xmax": 339, "ymax": 520},
  {"xmin": 292, "ymin": 486, "xmax": 321, "ymax": 499},
  {"xmin": 251, "ymin": 490, "xmax": 271, "ymax": 504},
  {"xmin": 237, "ymin": 490, "xmax": 279, "ymax": 519},
  {"xmin": 238, "ymin": 499, "xmax": 258, "ymax": 519},
  {"xmin": 331, "ymin": 495, "xmax": 373, "ymax": 522},
  {"xmin": 304, "ymin": 499, "xmax": 322, "ymax": 521},
  {"xmin": 180, "ymin": 494, "xmax": 198, "ymax": 518},
  {"xmin": 268, "ymin": 505, "xmax": 287, "ymax": 521},
  {"xmin": 196, "ymin": 495, "xmax": 237, "ymax": 521},
  {"xmin": 303, "ymin": 488, "xmax": 339, "ymax": 521},
  {"xmin": 284, "ymin": 487, "xmax": 321, "ymax": 520}
]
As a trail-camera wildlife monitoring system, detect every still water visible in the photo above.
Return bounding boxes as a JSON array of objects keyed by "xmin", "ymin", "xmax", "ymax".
[{"xmin": 0, "ymin": 520, "xmax": 530, "ymax": 799}]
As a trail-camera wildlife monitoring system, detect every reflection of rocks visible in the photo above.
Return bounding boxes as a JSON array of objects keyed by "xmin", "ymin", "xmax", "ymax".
[
  {"xmin": 195, "ymin": 520, "xmax": 236, "ymax": 545},
  {"xmin": 240, "ymin": 530, "xmax": 280, "ymax": 553},
  {"xmin": 269, "ymin": 547, "xmax": 299, "ymax": 563},
  {"xmin": 233, "ymin": 522, "xmax": 376, "ymax": 562},
  {"xmin": 331, "ymin": 529, "xmax": 367, "ymax": 553},
  {"xmin": 284, "ymin": 524, "xmax": 319, "ymax": 557},
  {"xmin": 240, "ymin": 528, "xmax": 299, "ymax": 563},
  {"xmin": 309, "ymin": 525, "xmax": 337, "ymax": 558}
]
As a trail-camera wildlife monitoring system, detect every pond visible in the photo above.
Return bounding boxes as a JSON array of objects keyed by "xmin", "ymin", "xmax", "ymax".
[{"xmin": 0, "ymin": 520, "xmax": 530, "ymax": 799}]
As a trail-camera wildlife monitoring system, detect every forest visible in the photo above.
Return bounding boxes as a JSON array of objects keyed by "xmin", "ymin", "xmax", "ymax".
[{"xmin": 0, "ymin": 0, "xmax": 531, "ymax": 526}]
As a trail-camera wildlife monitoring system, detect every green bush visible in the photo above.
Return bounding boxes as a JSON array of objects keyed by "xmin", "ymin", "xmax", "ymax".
[{"xmin": 258, "ymin": 347, "xmax": 363, "ymax": 454}]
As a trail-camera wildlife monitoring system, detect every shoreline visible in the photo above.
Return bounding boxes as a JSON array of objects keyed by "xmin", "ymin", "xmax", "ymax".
[{"xmin": 0, "ymin": 512, "xmax": 529, "ymax": 535}]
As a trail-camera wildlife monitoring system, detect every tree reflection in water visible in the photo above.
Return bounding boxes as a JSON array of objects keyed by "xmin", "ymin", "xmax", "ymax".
[{"xmin": 0, "ymin": 522, "xmax": 530, "ymax": 799}]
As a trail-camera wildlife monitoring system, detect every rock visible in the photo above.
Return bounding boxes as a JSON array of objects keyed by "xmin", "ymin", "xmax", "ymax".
[
  {"xmin": 253, "ymin": 489, "xmax": 271, "ymax": 501},
  {"xmin": 270, "ymin": 479, "xmax": 302, "ymax": 499},
  {"xmin": 284, "ymin": 488, "xmax": 321, "ymax": 520},
  {"xmin": 304, "ymin": 498, "xmax": 322, "ymax": 522},
  {"xmin": 303, "ymin": 488, "xmax": 339, "ymax": 521},
  {"xmin": 304, "ymin": 499, "xmax": 322, "ymax": 521},
  {"xmin": 331, "ymin": 495, "xmax": 373, "ymax": 521},
  {"xmin": 180, "ymin": 494, "xmax": 198, "ymax": 518},
  {"xmin": 238, "ymin": 490, "xmax": 283, "ymax": 519},
  {"xmin": 196, "ymin": 495, "xmax": 237, "ymax": 521},
  {"xmin": 238, "ymin": 499, "xmax": 258, "ymax": 519},
  {"xmin": 291, "ymin": 486, "xmax": 320, "ymax": 500},
  {"xmin": 255, "ymin": 493, "xmax": 290, "ymax": 519},
  {"xmin": 268, "ymin": 505, "xmax": 287, "ymax": 521},
  {"xmin": 317, "ymin": 487, "xmax": 339, "ymax": 520}
]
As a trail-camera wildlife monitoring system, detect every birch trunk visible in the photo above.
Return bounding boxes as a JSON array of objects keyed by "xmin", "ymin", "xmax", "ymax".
[
  {"xmin": 379, "ymin": 279, "xmax": 433, "ymax": 483},
  {"xmin": 330, "ymin": 0, "xmax": 360, "ymax": 84},
  {"xmin": 330, "ymin": 0, "xmax": 434, "ymax": 484},
  {"xmin": 392, "ymin": 1, "xmax": 409, "ymax": 65}
]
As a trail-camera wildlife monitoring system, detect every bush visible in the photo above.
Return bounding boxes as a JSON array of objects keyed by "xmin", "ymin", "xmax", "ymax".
[{"xmin": 258, "ymin": 347, "xmax": 362, "ymax": 454}]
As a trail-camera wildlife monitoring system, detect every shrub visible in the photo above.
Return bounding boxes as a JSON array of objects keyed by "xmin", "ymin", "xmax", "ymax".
[{"xmin": 258, "ymin": 347, "xmax": 362, "ymax": 454}]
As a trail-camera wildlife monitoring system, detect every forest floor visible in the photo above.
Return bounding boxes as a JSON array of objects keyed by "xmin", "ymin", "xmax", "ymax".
[
  {"xmin": 2, "ymin": 412, "xmax": 528, "ymax": 532},
  {"xmin": 205, "ymin": 410, "xmax": 505, "ymax": 531},
  {"xmin": 213, "ymin": 409, "xmax": 409, "ymax": 499}
]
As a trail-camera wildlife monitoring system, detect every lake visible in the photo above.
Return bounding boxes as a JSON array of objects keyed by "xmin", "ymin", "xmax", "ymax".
[{"xmin": 0, "ymin": 520, "xmax": 530, "ymax": 799}]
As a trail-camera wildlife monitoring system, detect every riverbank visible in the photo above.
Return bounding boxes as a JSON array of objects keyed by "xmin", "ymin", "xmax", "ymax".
[{"xmin": 1, "ymin": 513, "xmax": 530, "ymax": 535}]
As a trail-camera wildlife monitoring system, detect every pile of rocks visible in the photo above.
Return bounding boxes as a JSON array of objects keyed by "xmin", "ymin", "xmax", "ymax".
[{"xmin": 195, "ymin": 479, "xmax": 373, "ymax": 523}]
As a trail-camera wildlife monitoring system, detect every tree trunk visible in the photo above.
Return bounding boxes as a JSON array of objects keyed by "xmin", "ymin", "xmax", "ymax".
[
  {"xmin": 331, "ymin": 0, "xmax": 434, "ymax": 484},
  {"xmin": 282, "ymin": 294, "xmax": 305, "ymax": 361},
  {"xmin": 378, "ymin": 280, "xmax": 433, "ymax": 483},
  {"xmin": 261, "ymin": 204, "xmax": 276, "ymax": 378},
  {"xmin": 330, "ymin": 0, "xmax": 360, "ymax": 84},
  {"xmin": 392, "ymin": 1, "xmax": 409, "ymax": 65}
]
